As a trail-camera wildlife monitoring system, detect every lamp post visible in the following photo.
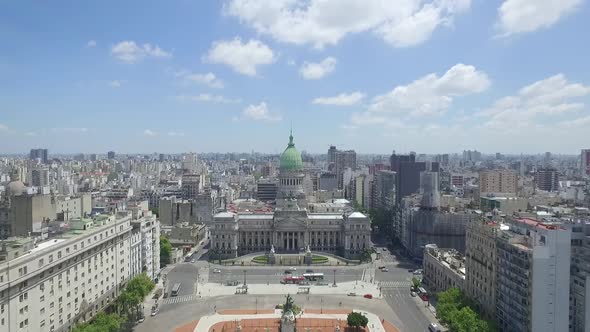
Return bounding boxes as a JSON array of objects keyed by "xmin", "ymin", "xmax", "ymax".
[
  {"xmin": 333, "ymin": 269, "xmax": 336, "ymax": 287},
  {"xmin": 320, "ymin": 297, "xmax": 323, "ymax": 314},
  {"xmin": 243, "ymin": 270, "xmax": 247, "ymax": 287}
]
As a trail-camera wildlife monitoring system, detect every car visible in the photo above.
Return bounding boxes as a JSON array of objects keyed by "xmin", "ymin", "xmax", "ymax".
[
  {"xmin": 381, "ymin": 268, "xmax": 389, "ymax": 272},
  {"xmin": 347, "ymin": 292, "xmax": 356, "ymax": 296},
  {"xmin": 408, "ymin": 269, "xmax": 414, "ymax": 273},
  {"xmin": 137, "ymin": 317, "xmax": 145, "ymax": 323},
  {"xmin": 382, "ymin": 248, "xmax": 387, "ymax": 251},
  {"xmin": 363, "ymin": 294, "xmax": 373, "ymax": 299},
  {"xmin": 289, "ymin": 267, "xmax": 297, "ymax": 271},
  {"xmin": 284, "ymin": 270, "xmax": 292, "ymax": 274},
  {"xmin": 151, "ymin": 308, "xmax": 159, "ymax": 317},
  {"xmin": 428, "ymin": 323, "xmax": 442, "ymax": 332},
  {"xmin": 213, "ymin": 268, "xmax": 221, "ymax": 273},
  {"xmin": 191, "ymin": 259, "xmax": 195, "ymax": 263},
  {"xmin": 378, "ymin": 266, "xmax": 385, "ymax": 270},
  {"xmin": 410, "ymin": 291, "xmax": 417, "ymax": 297}
]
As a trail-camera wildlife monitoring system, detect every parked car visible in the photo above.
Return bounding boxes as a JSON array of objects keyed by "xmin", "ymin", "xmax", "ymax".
[
  {"xmin": 428, "ymin": 323, "xmax": 442, "ymax": 332},
  {"xmin": 191, "ymin": 259, "xmax": 195, "ymax": 263},
  {"xmin": 410, "ymin": 291, "xmax": 417, "ymax": 297},
  {"xmin": 289, "ymin": 266, "xmax": 297, "ymax": 271},
  {"xmin": 347, "ymin": 292, "xmax": 356, "ymax": 296},
  {"xmin": 151, "ymin": 308, "xmax": 159, "ymax": 317},
  {"xmin": 378, "ymin": 266, "xmax": 386, "ymax": 270},
  {"xmin": 137, "ymin": 317, "xmax": 145, "ymax": 323},
  {"xmin": 381, "ymin": 268, "xmax": 389, "ymax": 272},
  {"xmin": 213, "ymin": 268, "xmax": 221, "ymax": 273},
  {"xmin": 363, "ymin": 294, "xmax": 373, "ymax": 299}
]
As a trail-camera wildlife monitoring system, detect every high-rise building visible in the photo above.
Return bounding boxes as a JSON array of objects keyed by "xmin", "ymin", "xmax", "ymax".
[
  {"xmin": 29, "ymin": 148, "xmax": 49, "ymax": 164},
  {"xmin": 159, "ymin": 153, "xmax": 165, "ymax": 162},
  {"xmin": 334, "ymin": 150, "xmax": 356, "ymax": 189},
  {"xmin": 107, "ymin": 151, "xmax": 116, "ymax": 159},
  {"xmin": 462, "ymin": 150, "xmax": 481, "ymax": 162},
  {"xmin": 30, "ymin": 168, "xmax": 50, "ymax": 187},
  {"xmin": 420, "ymin": 171, "xmax": 440, "ymax": 209},
  {"xmin": 373, "ymin": 170, "xmax": 396, "ymax": 211},
  {"xmin": 396, "ymin": 158, "xmax": 439, "ymax": 202},
  {"xmin": 89, "ymin": 153, "xmax": 97, "ymax": 161},
  {"xmin": 581, "ymin": 149, "xmax": 590, "ymax": 176},
  {"xmin": 479, "ymin": 169, "xmax": 517, "ymax": 196},
  {"xmin": 327, "ymin": 145, "xmax": 337, "ymax": 164},
  {"xmin": 181, "ymin": 173, "xmax": 201, "ymax": 200},
  {"xmin": 496, "ymin": 219, "xmax": 571, "ymax": 332},
  {"xmin": 535, "ymin": 168, "xmax": 559, "ymax": 192}
]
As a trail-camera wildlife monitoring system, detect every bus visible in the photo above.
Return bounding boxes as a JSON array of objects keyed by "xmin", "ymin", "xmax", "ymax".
[
  {"xmin": 281, "ymin": 276, "xmax": 305, "ymax": 284},
  {"xmin": 171, "ymin": 283, "xmax": 181, "ymax": 297},
  {"xmin": 303, "ymin": 273, "xmax": 324, "ymax": 281}
]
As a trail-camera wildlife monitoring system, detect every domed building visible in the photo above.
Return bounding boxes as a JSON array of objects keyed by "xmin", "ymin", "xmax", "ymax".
[{"xmin": 211, "ymin": 132, "xmax": 370, "ymax": 260}]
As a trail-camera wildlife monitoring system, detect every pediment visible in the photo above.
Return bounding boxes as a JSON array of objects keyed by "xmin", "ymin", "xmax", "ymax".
[{"xmin": 275, "ymin": 216, "xmax": 307, "ymax": 229}]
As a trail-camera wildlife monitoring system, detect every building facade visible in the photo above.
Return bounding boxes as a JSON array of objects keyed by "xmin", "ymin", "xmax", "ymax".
[
  {"xmin": 479, "ymin": 169, "xmax": 517, "ymax": 197},
  {"xmin": 465, "ymin": 218, "xmax": 498, "ymax": 319},
  {"xmin": 211, "ymin": 133, "xmax": 371, "ymax": 260},
  {"xmin": 535, "ymin": 168, "xmax": 559, "ymax": 192},
  {"xmin": 422, "ymin": 246, "xmax": 465, "ymax": 294},
  {"xmin": 0, "ymin": 214, "xmax": 132, "ymax": 332}
]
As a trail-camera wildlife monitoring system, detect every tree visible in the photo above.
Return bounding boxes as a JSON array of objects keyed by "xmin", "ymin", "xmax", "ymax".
[
  {"xmin": 448, "ymin": 307, "xmax": 489, "ymax": 332},
  {"xmin": 347, "ymin": 312, "xmax": 369, "ymax": 331},
  {"xmin": 71, "ymin": 313, "xmax": 125, "ymax": 332},
  {"xmin": 160, "ymin": 235, "xmax": 172, "ymax": 267},
  {"xmin": 360, "ymin": 249, "xmax": 372, "ymax": 263},
  {"xmin": 435, "ymin": 287, "xmax": 494, "ymax": 332},
  {"xmin": 411, "ymin": 277, "xmax": 420, "ymax": 289}
]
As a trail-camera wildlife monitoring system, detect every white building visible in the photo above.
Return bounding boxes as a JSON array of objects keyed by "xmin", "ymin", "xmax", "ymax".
[
  {"xmin": 130, "ymin": 214, "xmax": 160, "ymax": 280},
  {"xmin": 0, "ymin": 214, "xmax": 133, "ymax": 332},
  {"xmin": 496, "ymin": 218, "xmax": 571, "ymax": 332}
]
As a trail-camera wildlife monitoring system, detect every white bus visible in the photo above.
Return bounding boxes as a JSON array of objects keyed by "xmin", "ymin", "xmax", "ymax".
[
  {"xmin": 303, "ymin": 273, "xmax": 324, "ymax": 281},
  {"xmin": 171, "ymin": 283, "xmax": 181, "ymax": 297}
]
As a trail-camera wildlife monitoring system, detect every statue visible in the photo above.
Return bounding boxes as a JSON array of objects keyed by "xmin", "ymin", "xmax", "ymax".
[
  {"xmin": 306, "ymin": 244, "xmax": 311, "ymax": 254},
  {"xmin": 271, "ymin": 244, "xmax": 276, "ymax": 254},
  {"xmin": 268, "ymin": 244, "xmax": 276, "ymax": 265},
  {"xmin": 280, "ymin": 295, "xmax": 296, "ymax": 332}
]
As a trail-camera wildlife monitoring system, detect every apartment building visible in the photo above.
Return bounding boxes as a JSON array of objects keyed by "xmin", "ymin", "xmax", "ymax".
[
  {"xmin": 130, "ymin": 214, "xmax": 160, "ymax": 280},
  {"xmin": 465, "ymin": 218, "xmax": 499, "ymax": 319},
  {"xmin": 0, "ymin": 214, "xmax": 133, "ymax": 332},
  {"xmin": 496, "ymin": 219, "xmax": 571, "ymax": 332},
  {"xmin": 422, "ymin": 246, "xmax": 466, "ymax": 293},
  {"xmin": 479, "ymin": 169, "xmax": 517, "ymax": 197}
]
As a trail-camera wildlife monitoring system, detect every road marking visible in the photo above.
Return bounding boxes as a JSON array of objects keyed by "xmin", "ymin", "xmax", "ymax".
[
  {"xmin": 378, "ymin": 281, "xmax": 412, "ymax": 288},
  {"xmin": 160, "ymin": 294, "xmax": 198, "ymax": 305}
]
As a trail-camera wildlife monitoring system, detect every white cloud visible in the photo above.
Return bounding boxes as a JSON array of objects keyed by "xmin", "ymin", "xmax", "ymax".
[
  {"xmin": 109, "ymin": 80, "xmax": 123, "ymax": 87},
  {"xmin": 496, "ymin": 0, "xmax": 582, "ymax": 36},
  {"xmin": 176, "ymin": 71, "xmax": 224, "ymax": 88},
  {"xmin": 87, "ymin": 40, "xmax": 97, "ymax": 48},
  {"xmin": 167, "ymin": 131, "xmax": 186, "ymax": 137},
  {"xmin": 0, "ymin": 124, "xmax": 8, "ymax": 134},
  {"xmin": 175, "ymin": 94, "xmax": 241, "ymax": 104},
  {"xmin": 111, "ymin": 41, "xmax": 172, "ymax": 64},
  {"xmin": 143, "ymin": 129, "xmax": 157, "ymax": 136},
  {"xmin": 224, "ymin": 0, "xmax": 471, "ymax": 48},
  {"xmin": 299, "ymin": 57, "xmax": 337, "ymax": 80},
  {"xmin": 478, "ymin": 74, "xmax": 590, "ymax": 130},
  {"xmin": 368, "ymin": 63, "xmax": 490, "ymax": 117},
  {"xmin": 204, "ymin": 38, "xmax": 275, "ymax": 76},
  {"xmin": 25, "ymin": 132, "xmax": 38, "ymax": 137},
  {"xmin": 312, "ymin": 92, "xmax": 365, "ymax": 106},
  {"xmin": 242, "ymin": 102, "xmax": 282, "ymax": 121}
]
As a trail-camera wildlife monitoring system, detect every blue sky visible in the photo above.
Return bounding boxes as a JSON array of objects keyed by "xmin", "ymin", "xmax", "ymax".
[{"xmin": 1, "ymin": 0, "xmax": 589, "ymax": 154}]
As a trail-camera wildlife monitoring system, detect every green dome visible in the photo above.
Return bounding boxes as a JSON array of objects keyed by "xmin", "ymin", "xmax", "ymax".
[{"xmin": 280, "ymin": 132, "xmax": 303, "ymax": 171}]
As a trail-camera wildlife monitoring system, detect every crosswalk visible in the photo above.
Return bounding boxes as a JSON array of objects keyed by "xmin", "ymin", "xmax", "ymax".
[
  {"xmin": 378, "ymin": 281, "xmax": 412, "ymax": 288},
  {"xmin": 160, "ymin": 294, "xmax": 199, "ymax": 305}
]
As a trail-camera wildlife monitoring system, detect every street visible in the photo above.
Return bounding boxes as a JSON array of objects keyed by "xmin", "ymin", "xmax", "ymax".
[{"xmin": 148, "ymin": 237, "xmax": 436, "ymax": 332}]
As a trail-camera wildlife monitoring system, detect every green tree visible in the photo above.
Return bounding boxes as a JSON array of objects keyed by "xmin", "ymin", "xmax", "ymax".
[
  {"xmin": 160, "ymin": 235, "xmax": 172, "ymax": 267},
  {"xmin": 71, "ymin": 313, "xmax": 125, "ymax": 332},
  {"xmin": 448, "ymin": 307, "xmax": 489, "ymax": 332},
  {"xmin": 435, "ymin": 287, "xmax": 494, "ymax": 332},
  {"xmin": 360, "ymin": 249, "xmax": 372, "ymax": 263},
  {"xmin": 347, "ymin": 312, "xmax": 369, "ymax": 331},
  {"xmin": 411, "ymin": 277, "xmax": 421, "ymax": 289}
]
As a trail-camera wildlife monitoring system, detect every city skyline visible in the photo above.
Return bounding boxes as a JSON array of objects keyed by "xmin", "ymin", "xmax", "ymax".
[{"xmin": 1, "ymin": 1, "xmax": 590, "ymax": 154}]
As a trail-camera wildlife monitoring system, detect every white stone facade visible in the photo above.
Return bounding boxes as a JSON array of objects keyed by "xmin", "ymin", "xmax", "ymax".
[{"xmin": 0, "ymin": 214, "xmax": 132, "ymax": 332}]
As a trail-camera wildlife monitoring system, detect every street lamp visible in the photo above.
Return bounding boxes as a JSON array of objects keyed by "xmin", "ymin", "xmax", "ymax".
[
  {"xmin": 333, "ymin": 269, "xmax": 336, "ymax": 287},
  {"xmin": 320, "ymin": 297, "xmax": 323, "ymax": 314},
  {"xmin": 243, "ymin": 270, "xmax": 247, "ymax": 287}
]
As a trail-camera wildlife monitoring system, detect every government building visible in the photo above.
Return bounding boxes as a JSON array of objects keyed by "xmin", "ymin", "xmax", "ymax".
[{"xmin": 211, "ymin": 132, "xmax": 371, "ymax": 260}]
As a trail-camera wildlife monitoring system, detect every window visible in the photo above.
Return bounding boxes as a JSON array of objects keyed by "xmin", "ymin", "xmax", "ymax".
[{"xmin": 39, "ymin": 258, "xmax": 44, "ymax": 267}]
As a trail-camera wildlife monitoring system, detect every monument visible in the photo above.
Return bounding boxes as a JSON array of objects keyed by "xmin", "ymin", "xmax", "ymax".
[
  {"xmin": 304, "ymin": 244, "xmax": 312, "ymax": 265},
  {"xmin": 280, "ymin": 295, "xmax": 296, "ymax": 332},
  {"xmin": 268, "ymin": 244, "xmax": 276, "ymax": 265}
]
